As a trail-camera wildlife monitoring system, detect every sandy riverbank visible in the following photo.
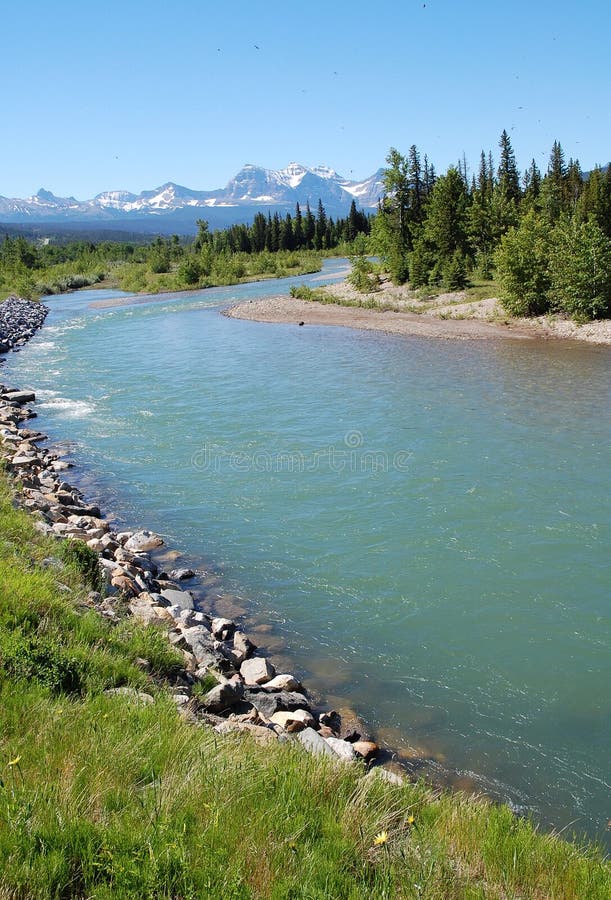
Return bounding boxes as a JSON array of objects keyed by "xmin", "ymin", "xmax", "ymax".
[{"xmin": 225, "ymin": 278, "xmax": 611, "ymax": 345}]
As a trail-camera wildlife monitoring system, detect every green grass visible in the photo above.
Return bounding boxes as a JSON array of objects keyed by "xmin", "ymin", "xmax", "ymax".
[{"xmin": 0, "ymin": 468, "xmax": 609, "ymax": 898}]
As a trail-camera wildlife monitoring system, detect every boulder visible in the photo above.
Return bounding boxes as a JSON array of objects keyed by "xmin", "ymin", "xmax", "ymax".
[
  {"xmin": 170, "ymin": 568, "xmax": 195, "ymax": 581},
  {"xmin": 128, "ymin": 596, "xmax": 158, "ymax": 623},
  {"xmin": 325, "ymin": 737, "xmax": 357, "ymax": 762},
  {"xmin": 265, "ymin": 673, "xmax": 301, "ymax": 692},
  {"xmin": 3, "ymin": 390, "xmax": 36, "ymax": 404},
  {"xmin": 211, "ymin": 617, "xmax": 235, "ymax": 641},
  {"xmin": 104, "ymin": 687, "xmax": 154, "ymax": 705},
  {"xmin": 124, "ymin": 530, "xmax": 164, "ymax": 553},
  {"xmin": 201, "ymin": 681, "xmax": 244, "ymax": 713},
  {"xmin": 270, "ymin": 709, "xmax": 315, "ymax": 733},
  {"xmin": 160, "ymin": 588, "xmax": 195, "ymax": 611},
  {"xmin": 298, "ymin": 727, "xmax": 338, "ymax": 758},
  {"xmin": 244, "ymin": 689, "xmax": 310, "ymax": 720},
  {"xmin": 240, "ymin": 657, "xmax": 275, "ymax": 685},
  {"xmin": 352, "ymin": 740, "xmax": 380, "ymax": 762}
]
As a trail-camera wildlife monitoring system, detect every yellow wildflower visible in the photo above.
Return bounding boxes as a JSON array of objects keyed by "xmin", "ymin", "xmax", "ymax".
[
  {"xmin": 407, "ymin": 814, "xmax": 416, "ymax": 826},
  {"xmin": 373, "ymin": 830, "xmax": 389, "ymax": 846},
  {"xmin": 8, "ymin": 756, "xmax": 21, "ymax": 767}
]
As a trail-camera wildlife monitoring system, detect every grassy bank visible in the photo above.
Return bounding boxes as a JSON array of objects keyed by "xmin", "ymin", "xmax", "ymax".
[{"xmin": 0, "ymin": 470, "xmax": 609, "ymax": 898}]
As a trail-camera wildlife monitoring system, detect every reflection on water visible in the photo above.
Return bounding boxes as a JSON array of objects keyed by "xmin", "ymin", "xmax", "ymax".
[{"xmin": 2, "ymin": 260, "xmax": 610, "ymax": 848}]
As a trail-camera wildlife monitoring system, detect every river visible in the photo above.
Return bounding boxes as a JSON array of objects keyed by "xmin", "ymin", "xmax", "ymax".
[{"xmin": 2, "ymin": 258, "xmax": 610, "ymax": 848}]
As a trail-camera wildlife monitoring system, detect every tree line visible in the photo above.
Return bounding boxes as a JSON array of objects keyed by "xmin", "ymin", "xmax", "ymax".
[{"xmin": 374, "ymin": 133, "xmax": 611, "ymax": 319}]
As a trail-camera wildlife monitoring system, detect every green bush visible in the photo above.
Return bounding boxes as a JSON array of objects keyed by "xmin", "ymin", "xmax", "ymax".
[
  {"xmin": 549, "ymin": 218, "xmax": 611, "ymax": 320},
  {"xmin": 495, "ymin": 210, "xmax": 552, "ymax": 316},
  {"xmin": 348, "ymin": 255, "xmax": 380, "ymax": 292},
  {"xmin": 60, "ymin": 539, "xmax": 103, "ymax": 592},
  {"xmin": 0, "ymin": 629, "xmax": 84, "ymax": 694}
]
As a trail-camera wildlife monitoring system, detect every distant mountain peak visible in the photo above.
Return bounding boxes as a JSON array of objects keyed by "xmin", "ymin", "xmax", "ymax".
[{"xmin": 0, "ymin": 162, "xmax": 385, "ymax": 233}]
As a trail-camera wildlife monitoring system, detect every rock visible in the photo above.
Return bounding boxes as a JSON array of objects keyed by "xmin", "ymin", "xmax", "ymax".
[
  {"xmin": 298, "ymin": 727, "xmax": 338, "ymax": 758},
  {"xmin": 160, "ymin": 588, "xmax": 195, "ymax": 611},
  {"xmin": 3, "ymin": 390, "xmax": 36, "ymax": 404},
  {"xmin": 213, "ymin": 720, "xmax": 277, "ymax": 745},
  {"xmin": 270, "ymin": 709, "xmax": 315, "ymax": 733},
  {"xmin": 172, "ymin": 694, "xmax": 191, "ymax": 707},
  {"xmin": 240, "ymin": 657, "xmax": 275, "ymax": 685},
  {"xmin": 211, "ymin": 617, "xmax": 235, "ymax": 641},
  {"xmin": 201, "ymin": 681, "xmax": 244, "ymax": 713},
  {"xmin": 244, "ymin": 689, "xmax": 310, "ymax": 720},
  {"xmin": 367, "ymin": 767, "xmax": 405, "ymax": 786},
  {"xmin": 325, "ymin": 737, "xmax": 357, "ymax": 762},
  {"xmin": 104, "ymin": 687, "xmax": 154, "ymax": 705},
  {"xmin": 266, "ymin": 673, "xmax": 301, "ymax": 692},
  {"xmin": 170, "ymin": 567, "xmax": 195, "ymax": 581},
  {"xmin": 124, "ymin": 530, "xmax": 164, "ymax": 553},
  {"xmin": 352, "ymin": 740, "xmax": 379, "ymax": 762},
  {"xmin": 232, "ymin": 631, "xmax": 256, "ymax": 662},
  {"xmin": 111, "ymin": 574, "xmax": 139, "ymax": 596},
  {"xmin": 319, "ymin": 710, "xmax": 342, "ymax": 732},
  {"xmin": 128, "ymin": 597, "xmax": 160, "ymax": 625},
  {"xmin": 180, "ymin": 625, "xmax": 214, "ymax": 663}
]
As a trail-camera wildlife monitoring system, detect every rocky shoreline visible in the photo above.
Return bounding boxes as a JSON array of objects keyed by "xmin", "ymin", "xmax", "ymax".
[
  {"xmin": 0, "ymin": 296, "xmax": 49, "ymax": 354},
  {"xmin": 0, "ymin": 382, "xmax": 398, "ymax": 775}
]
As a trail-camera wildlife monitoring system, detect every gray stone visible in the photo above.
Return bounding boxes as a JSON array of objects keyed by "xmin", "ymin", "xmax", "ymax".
[
  {"xmin": 240, "ymin": 656, "xmax": 275, "ymax": 685},
  {"xmin": 104, "ymin": 687, "xmax": 154, "ymax": 705},
  {"xmin": 170, "ymin": 568, "xmax": 195, "ymax": 581},
  {"xmin": 202, "ymin": 681, "xmax": 244, "ymax": 713},
  {"xmin": 211, "ymin": 617, "xmax": 235, "ymax": 641},
  {"xmin": 3, "ymin": 390, "xmax": 36, "ymax": 404},
  {"xmin": 244, "ymin": 689, "xmax": 310, "ymax": 719},
  {"xmin": 265, "ymin": 673, "xmax": 301, "ymax": 692},
  {"xmin": 124, "ymin": 530, "xmax": 164, "ymax": 553},
  {"xmin": 128, "ymin": 597, "xmax": 161, "ymax": 625},
  {"xmin": 181, "ymin": 625, "xmax": 213, "ymax": 659},
  {"xmin": 367, "ymin": 767, "xmax": 405, "ymax": 786},
  {"xmin": 298, "ymin": 727, "xmax": 337, "ymax": 758},
  {"xmin": 325, "ymin": 737, "xmax": 357, "ymax": 762},
  {"xmin": 160, "ymin": 588, "xmax": 195, "ymax": 611}
]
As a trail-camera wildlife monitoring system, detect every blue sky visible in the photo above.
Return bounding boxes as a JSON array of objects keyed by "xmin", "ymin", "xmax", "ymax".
[{"xmin": 2, "ymin": 0, "xmax": 610, "ymax": 198}]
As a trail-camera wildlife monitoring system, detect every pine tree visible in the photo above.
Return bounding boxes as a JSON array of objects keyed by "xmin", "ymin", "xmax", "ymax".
[
  {"xmin": 314, "ymin": 199, "xmax": 327, "ymax": 250},
  {"xmin": 493, "ymin": 130, "xmax": 521, "ymax": 233},
  {"xmin": 423, "ymin": 166, "xmax": 470, "ymax": 271},
  {"xmin": 373, "ymin": 147, "xmax": 411, "ymax": 283},
  {"xmin": 541, "ymin": 140, "xmax": 567, "ymax": 222},
  {"xmin": 293, "ymin": 202, "xmax": 304, "ymax": 249},
  {"xmin": 304, "ymin": 202, "xmax": 315, "ymax": 248}
]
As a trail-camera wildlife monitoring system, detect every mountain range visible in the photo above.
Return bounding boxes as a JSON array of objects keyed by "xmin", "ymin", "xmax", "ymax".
[{"xmin": 0, "ymin": 163, "xmax": 384, "ymax": 234}]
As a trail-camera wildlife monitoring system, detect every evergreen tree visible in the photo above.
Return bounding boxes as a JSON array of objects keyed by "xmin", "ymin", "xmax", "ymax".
[
  {"xmin": 522, "ymin": 159, "xmax": 542, "ymax": 209},
  {"xmin": 408, "ymin": 144, "xmax": 425, "ymax": 224},
  {"xmin": 347, "ymin": 200, "xmax": 359, "ymax": 242},
  {"xmin": 314, "ymin": 199, "xmax": 327, "ymax": 250},
  {"xmin": 493, "ymin": 130, "xmax": 521, "ymax": 233},
  {"xmin": 374, "ymin": 147, "xmax": 411, "ymax": 283},
  {"xmin": 541, "ymin": 140, "xmax": 567, "ymax": 222},
  {"xmin": 467, "ymin": 151, "xmax": 496, "ymax": 275},
  {"xmin": 304, "ymin": 202, "xmax": 315, "ymax": 248},
  {"xmin": 423, "ymin": 166, "xmax": 470, "ymax": 276},
  {"xmin": 293, "ymin": 202, "xmax": 304, "ymax": 248}
]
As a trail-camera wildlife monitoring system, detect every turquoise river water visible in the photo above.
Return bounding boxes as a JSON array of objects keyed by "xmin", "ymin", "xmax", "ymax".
[{"xmin": 2, "ymin": 259, "xmax": 610, "ymax": 848}]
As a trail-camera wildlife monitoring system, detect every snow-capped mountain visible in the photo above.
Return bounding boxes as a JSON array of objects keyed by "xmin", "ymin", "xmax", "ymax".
[{"xmin": 0, "ymin": 163, "xmax": 384, "ymax": 232}]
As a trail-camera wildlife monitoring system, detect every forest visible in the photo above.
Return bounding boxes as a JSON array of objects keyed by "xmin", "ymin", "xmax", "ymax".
[
  {"xmin": 2, "ymin": 132, "xmax": 611, "ymax": 321},
  {"xmin": 373, "ymin": 133, "xmax": 611, "ymax": 320},
  {"xmin": 0, "ymin": 201, "xmax": 369, "ymax": 298}
]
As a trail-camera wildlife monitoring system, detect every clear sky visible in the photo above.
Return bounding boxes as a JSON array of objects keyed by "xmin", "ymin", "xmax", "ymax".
[{"xmin": 2, "ymin": 0, "xmax": 610, "ymax": 199}]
